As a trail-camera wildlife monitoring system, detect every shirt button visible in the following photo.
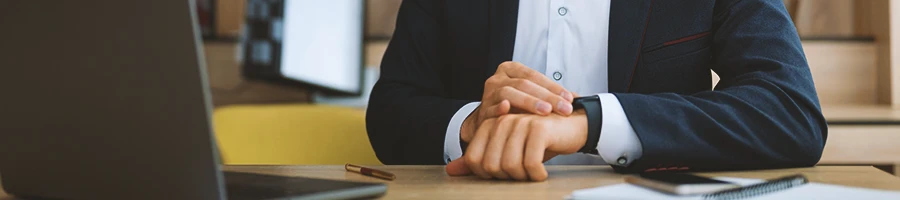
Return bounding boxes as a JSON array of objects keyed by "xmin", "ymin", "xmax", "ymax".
[
  {"xmin": 553, "ymin": 71, "xmax": 562, "ymax": 80},
  {"xmin": 617, "ymin": 157, "xmax": 628, "ymax": 165},
  {"xmin": 558, "ymin": 7, "xmax": 568, "ymax": 16}
]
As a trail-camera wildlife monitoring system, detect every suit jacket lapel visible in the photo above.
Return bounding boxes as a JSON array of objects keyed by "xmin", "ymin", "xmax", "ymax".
[
  {"xmin": 486, "ymin": 0, "xmax": 520, "ymax": 77},
  {"xmin": 608, "ymin": 0, "xmax": 654, "ymax": 93}
]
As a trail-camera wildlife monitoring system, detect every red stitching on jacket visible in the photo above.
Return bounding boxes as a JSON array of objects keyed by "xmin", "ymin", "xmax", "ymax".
[{"xmin": 663, "ymin": 31, "xmax": 711, "ymax": 46}]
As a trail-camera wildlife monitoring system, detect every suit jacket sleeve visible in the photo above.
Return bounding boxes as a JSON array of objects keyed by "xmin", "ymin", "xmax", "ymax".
[
  {"xmin": 611, "ymin": 0, "xmax": 827, "ymax": 172},
  {"xmin": 366, "ymin": 0, "xmax": 470, "ymax": 164}
]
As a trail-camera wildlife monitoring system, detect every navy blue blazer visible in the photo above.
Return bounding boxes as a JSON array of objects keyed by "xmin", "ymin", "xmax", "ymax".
[{"xmin": 366, "ymin": 0, "xmax": 827, "ymax": 173}]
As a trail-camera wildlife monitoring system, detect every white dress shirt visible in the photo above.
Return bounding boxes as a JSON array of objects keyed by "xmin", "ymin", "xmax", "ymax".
[{"xmin": 444, "ymin": 0, "xmax": 643, "ymax": 166}]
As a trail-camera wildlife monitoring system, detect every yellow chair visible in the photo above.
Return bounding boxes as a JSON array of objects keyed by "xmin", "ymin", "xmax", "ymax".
[{"xmin": 212, "ymin": 104, "xmax": 382, "ymax": 165}]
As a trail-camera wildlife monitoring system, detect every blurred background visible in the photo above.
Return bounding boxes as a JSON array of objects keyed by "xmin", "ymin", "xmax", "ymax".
[{"xmin": 204, "ymin": 0, "xmax": 900, "ymax": 175}]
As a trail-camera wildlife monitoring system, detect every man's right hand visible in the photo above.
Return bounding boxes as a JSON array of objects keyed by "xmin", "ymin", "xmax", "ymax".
[{"xmin": 460, "ymin": 61, "xmax": 575, "ymax": 142}]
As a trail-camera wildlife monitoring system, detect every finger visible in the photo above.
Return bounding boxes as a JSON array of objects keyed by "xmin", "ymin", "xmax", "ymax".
[
  {"xmin": 497, "ymin": 62, "xmax": 573, "ymax": 102},
  {"xmin": 464, "ymin": 119, "xmax": 494, "ymax": 179},
  {"xmin": 482, "ymin": 116, "xmax": 515, "ymax": 180},
  {"xmin": 446, "ymin": 158, "xmax": 472, "ymax": 176},
  {"xmin": 524, "ymin": 122, "xmax": 550, "ymax": 181},
  {"xmin": 480, "ymin": 100, "xmax": 511, "ymax": 119},
  {"xmin": 504, "ymin": 78, "xmax": 574, "ymax": 115},
  {"xmin": 494, "ymin": 86, "xmax": 553, "ymax": 115},
  {"xmin": 501, "ymin": 118, "xmax": 530, "ymax": 181}
]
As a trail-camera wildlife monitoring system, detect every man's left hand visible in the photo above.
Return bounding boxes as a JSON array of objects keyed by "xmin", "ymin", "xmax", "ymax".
[{"xmin": 446, "ymin": 111, "xmax": 588, "ymax": 181}]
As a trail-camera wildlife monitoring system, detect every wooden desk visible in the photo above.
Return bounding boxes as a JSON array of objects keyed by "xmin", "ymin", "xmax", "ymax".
[{"xmin": 2, "ymin": 166, "xmax": 898, "ymax": 199}]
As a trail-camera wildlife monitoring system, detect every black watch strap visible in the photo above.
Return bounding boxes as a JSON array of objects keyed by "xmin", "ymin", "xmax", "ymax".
[{"xmin": 573, "ymin": 96, "xmax": 602, "ymax": 154}]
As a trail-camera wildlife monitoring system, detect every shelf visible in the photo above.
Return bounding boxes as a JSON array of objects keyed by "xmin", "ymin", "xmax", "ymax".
[
  {"xmin": 822, "ymin": 104, "xmax": 900, "ymax": 125},
  {"xmin": 821, "ymin": 125, "xmax": 900, "ymax": 165}
]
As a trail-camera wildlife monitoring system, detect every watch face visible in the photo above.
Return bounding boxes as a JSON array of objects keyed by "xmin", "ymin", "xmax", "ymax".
[{"xmin": 572, "ymin": 96, "xmax": 598, "ymax": 109}]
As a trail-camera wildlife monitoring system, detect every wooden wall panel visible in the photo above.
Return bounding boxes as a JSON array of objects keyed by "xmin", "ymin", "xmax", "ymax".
[
  {"xmin": 869, "ymin": 0, "xmax": 900, "ymax": 107},
  {"xmin": 783, "ymin": 0, "xmax": 798, "ymax": 18},
  {"xmin": 887, "ymin": 0, "xmax": 900, "ymax": 107},
  {"xmin": 854, "ymin": 0, "xmax": 876, "ymax": 37},
  {"xmin": 804, "ymin": 41, "xmax": 879, "ymax": 105},
  {"xmin": 366, "ymin": 0, "xmax": 402, "ymax": 39},
  {"xmin": 792, "ymin": 0, "xmax": 855, "ymax": 38},
  {"xmin": 216, "ymin": 0, "xmax": 245, "ymax": 38}
]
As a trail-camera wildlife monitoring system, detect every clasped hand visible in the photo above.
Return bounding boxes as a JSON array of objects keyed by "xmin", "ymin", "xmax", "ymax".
[{"xmin": 446, "ymin": 62, "xmax": 589, "ymax": 181}]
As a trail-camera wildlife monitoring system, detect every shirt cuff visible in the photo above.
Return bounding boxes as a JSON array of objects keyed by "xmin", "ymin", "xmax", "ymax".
[
  {"xmin": 444, "ymin": 102, "xmax": 481, "ymax": 164},
  {"xmin": 589, "ymin": 93, "xmax": 643, "ymax": 167}
]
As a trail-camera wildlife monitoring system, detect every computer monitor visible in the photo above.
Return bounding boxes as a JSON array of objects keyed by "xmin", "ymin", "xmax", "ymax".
[{"xmin": 243, "ymin": 0, "xmax": 365, "ymax": 96}]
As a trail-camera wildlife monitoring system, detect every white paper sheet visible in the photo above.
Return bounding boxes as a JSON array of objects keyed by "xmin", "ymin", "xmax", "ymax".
[{"xmin": 567, "ymin": 177, "xmax": 900, "ymax": 200}]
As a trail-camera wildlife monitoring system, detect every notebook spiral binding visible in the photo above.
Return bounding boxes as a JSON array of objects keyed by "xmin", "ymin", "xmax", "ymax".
[{"xmin": 702, "ymin": 175, "xmax": 809, "ymax": 200}]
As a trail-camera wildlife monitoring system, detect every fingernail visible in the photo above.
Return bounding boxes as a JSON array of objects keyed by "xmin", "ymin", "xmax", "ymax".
[
  {"xmin": 536, "ymin": 102, "xmax": 552, "ymax": 114},
  {"xmin": 562, "ymin": 91, "xmax": 574, "ymax": 102},
  {"xmin": 558, "ymin": 101, "xmax": 573, "ymax": 114}
]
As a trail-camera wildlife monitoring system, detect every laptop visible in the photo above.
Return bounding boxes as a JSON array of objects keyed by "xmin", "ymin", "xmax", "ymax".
[{"xmin": 0, "ymin": 0, "xmax": 386, "ymax": 199}]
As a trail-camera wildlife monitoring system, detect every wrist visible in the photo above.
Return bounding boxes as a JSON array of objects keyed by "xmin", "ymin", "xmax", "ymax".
[
  {"xmin": 572, "ymin": 110, "xmax": 589, "ymax": 151},
  {"xmin": 460, "ymin": 107, "xmax": 479, "ymax": 143}
]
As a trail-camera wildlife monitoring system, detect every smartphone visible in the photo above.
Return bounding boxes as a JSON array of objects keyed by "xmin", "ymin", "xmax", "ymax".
[{"xmin": 625, "ymin": 173, "xmax": 740, "ymax": 195}]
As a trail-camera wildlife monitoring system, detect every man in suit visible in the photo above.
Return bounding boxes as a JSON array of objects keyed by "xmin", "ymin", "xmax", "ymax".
[{"xmin": 366, "ymin": 0, "xmax": 827, "ymax": 181}]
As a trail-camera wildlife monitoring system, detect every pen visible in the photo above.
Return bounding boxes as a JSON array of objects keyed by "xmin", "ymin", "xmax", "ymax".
[{"xmin": 345, "ymin": 163, "xmax": 396, "ymax": 181}]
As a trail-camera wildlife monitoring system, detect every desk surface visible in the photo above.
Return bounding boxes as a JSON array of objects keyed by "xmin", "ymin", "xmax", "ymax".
[{"xmin": 2, "ymin": 165, "xmax": 899, "ymax": 199}]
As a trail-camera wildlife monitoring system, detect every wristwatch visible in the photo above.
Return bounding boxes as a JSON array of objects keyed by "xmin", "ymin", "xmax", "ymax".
[{"xmin": 572, "ymin": 96, "xmax": 602, "ymax": 155}]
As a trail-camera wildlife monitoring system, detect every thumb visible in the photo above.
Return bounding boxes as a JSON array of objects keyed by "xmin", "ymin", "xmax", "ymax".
[{"xmin": 445, "ymin": 158, "xmax": 472, "ymax": 176}]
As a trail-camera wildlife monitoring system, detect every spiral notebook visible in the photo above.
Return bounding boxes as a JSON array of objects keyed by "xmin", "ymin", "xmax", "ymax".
[{"xmin": 567, "ymin": 176, "xmax": 900, "ymax": 200}]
